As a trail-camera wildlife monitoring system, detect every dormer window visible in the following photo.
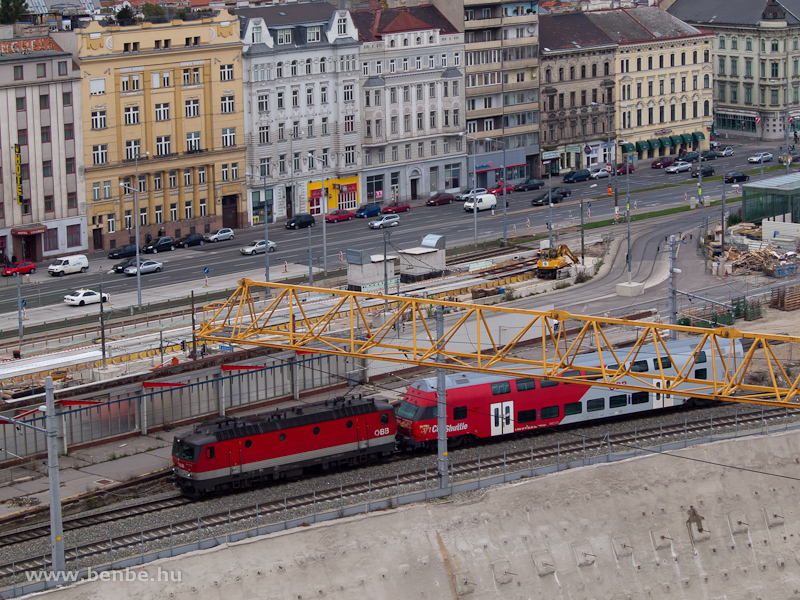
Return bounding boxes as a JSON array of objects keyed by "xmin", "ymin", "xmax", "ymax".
[
  {"xmin": 429, "ymin": 35, "xmax": 434, "ymax": 43},
  {"xmin": 277, "ymin": 29, "xmax": 292, "ymax": 45},
  {"xmin": 337, "ymin": 16, "xmax": 347, "ymax": 35},
  {"xmin": 252, "ymin": 25, "xmax": 262, "ymax": 43},
  {"xmin": 390, "ymin": 39, "xmax": 396, "ymax": 48},
  {"xmin": 403, "ymin": 37, "xmax": 409, "ymax": 47},
  {"xmin": 307, "ymin": 26, "xmax": 321, "ymax": 43}
]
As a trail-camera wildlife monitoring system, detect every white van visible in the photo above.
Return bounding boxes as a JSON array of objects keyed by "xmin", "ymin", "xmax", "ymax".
[
  {"xmin": 48, "ymin": 255, "xmax": 89, "ymax": 277},
  {"xmin": 463, "ymin": 193, "xmax": 497, "ymax": 212}
]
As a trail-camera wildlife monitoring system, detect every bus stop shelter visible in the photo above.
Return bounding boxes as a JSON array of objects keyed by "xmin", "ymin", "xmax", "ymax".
[{"xmin": 741, "ymin": 172, "xmax": 800, "ymax": 223}]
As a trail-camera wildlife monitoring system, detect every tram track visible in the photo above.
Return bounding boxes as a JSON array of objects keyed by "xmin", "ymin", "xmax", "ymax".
[{"xmin": 0, "ymin": 405, "xmax": 792, "ymax": 580}]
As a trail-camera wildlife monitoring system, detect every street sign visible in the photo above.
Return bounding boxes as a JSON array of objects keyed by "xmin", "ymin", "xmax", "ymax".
[
  {"xmin": 584, "ymin": 145, "xmax": 592, "ymax": 155},
  {"xmin": 218, "ymin": 344, "xmax": 232, "ymax": 352},
  {"xmin": 587, "ymin": 202, "xmax": 591, "ymax": 208},
  {"xmin": 542, "ymin": 150, "xmax": 560, "ymax": 160},
  {"xmin": 203, "ymin": 267, "xmax": 209, "ymax": 274},
  {"xmin": 21, "ymin": 299, "xmax": 26, "ymax": 307},
  {"xmin": 541, "ymin": 160, "xmax": 550, "ymax": 166}
]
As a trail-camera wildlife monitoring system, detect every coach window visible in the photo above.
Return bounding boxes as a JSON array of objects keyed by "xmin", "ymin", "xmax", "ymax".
[
  {"xmin": 517, "ymin": 409, "xmax": 537, "ymax": 423},
  {"xmin": 313, "ymin": 427, "xmax": 320, "ymax": 435},
  {"xmin": 346, "ymin": 420, "xmax": 353, "ymax": 428},
  {"xmin": 279, "ymin": 433, "xmax": 287, "ymax": 441},
  {"xmin": 564, "ymin": 402, "xmax": 582, "ymax": 416},
  {"xmin": 540, "ymin": 379, "xmax": 558, "ymax": 388},
  {"xmin": 563, "ymin": 370, "xmax": 580, "ymax": 379},
  {"xmin": 541, "ymin": 405, "xmax": 559, "ymax": 419},
  {"xmin": 587, "ymin": 398, "xmax": 605, "ymax": 412},
  {"xmin": 695, "ymin": 368, "xmax": 708, "ymax": 380},
  {"xmin": 695, "ymin": 351, "xmax": 707, "ymax": 363},
  {"xmin": 609, "ymin": 395, "xmax": 627, "ymax": 409},
  {"xmin": 653, "ymin": 357, "xmax": 671, "ymax": 370},
  {"xmin": 491, "ymin": 381, "xmax": 511, "ymax": 395},
  {"xmin": 453, "ymin": 406, "xmax": 467, "ymax": 420},
  {"xmin": 516, "ymin": 378, "xmax": 536, "ymax": 392},
  {"xmin": 631, "ymin": 392, "xmax": 649, "ymax": 404},
  {"xmin": 381, "ymin": 413, "xmax": 389, "ymax": 425},
  {"xmin": 205, "ymin": 447, "xmax": 215, "ymax": 459},
  {"xmin": 244, "ymin": 439, "xmax": 252, "ymax": 448},
  {"xmin": 630, "ymin": 360, "xmax": 649, "ymax": 372}
]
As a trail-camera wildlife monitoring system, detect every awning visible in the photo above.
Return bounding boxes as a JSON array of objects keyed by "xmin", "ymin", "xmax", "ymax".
[
  {"xmin": 682, "ymin": 133, "xmax": 694, "ymax": 144},
  {"xmin": 693, "ymin": 131, "xmax": 706, "ymax": 141},
  {"xmin": 11, "ymin": 224, "xmax": 46, "ymax": 236},
  {"xmin": 659, "ymin": 136, "xmax": 674, "ymax": 147},
  {"xmin": 620, "ymin": 142, "xmax": 636, "ymax": 153},
  {"xmin": 635, "ymin": 141, "xmax": 649, "ymax": 152},
  {"xmin": 670, "ymin": 135, "xmax": 684, "ymax": 146},
  {"xmin": 648, "ymin": 138, "xmax": 662, "ymax": 149}
]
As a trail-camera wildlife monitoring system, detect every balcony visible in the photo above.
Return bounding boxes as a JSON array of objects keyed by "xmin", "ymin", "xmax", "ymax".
[
  {"xmin": 466, "ymin": 83, "xmax": 502, "ymax": 97},
  {"xmin": 465, "ymin": 17, "xmax": 501, "ymax": 30},
  {"xmin": 466, "ymin": 105, "xmax": 504, "ymax": 120}
]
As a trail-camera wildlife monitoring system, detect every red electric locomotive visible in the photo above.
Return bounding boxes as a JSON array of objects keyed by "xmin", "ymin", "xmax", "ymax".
[{"xmin": 171, "ymin": 396, "xmax": 396, "ymax": 497}]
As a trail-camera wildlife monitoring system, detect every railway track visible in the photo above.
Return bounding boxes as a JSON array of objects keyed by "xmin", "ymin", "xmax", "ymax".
[{"xmin": 0, "ymin": 405, "xmax": 790, "ymax": 580}]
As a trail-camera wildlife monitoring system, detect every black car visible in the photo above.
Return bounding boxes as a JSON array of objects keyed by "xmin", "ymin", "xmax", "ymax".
[
  {"xmin": 700, "ymin": 150, "xmax": 717, "ymax": 161},
  {"xmin": 725, "ymin": 172, "xmax": 750, "ymax": 183},
  {"xmin": 513, "ymin": 178, "xmax": 545, "ymax": 191},
  {"xmin": 142, "ymin": 236, "xmax": 175, "ymax": 254},
  {"xmin": 285, "ymin": 214, "xmax": 316, "ymax": 229},
  {"xmin": 562, "ymin": 169, "xmax": 591, "ymax": 183},
  {"xmin": 551, "ymin": 186, "xmax": 572, "ymax": 198},
  {"xmin": 112, "ymin": 257, "xmax": 138, "ymax": 273},
  {"xmin": 108, "ymin": 244, "xmax": 138, "ymax": 259},
  {"xmin": 691, "ymin": 166, "xmax": 715, "ymax": 178},
  {"xmin": 531, "ymin": 191, "xmax": 565, "ymax": 206},
  {"xmin": 678, "ymin": 151, "xmax": 700, "ymax": 162},
  {"xmin": 176, "ymin": 233, "xmax": 205, "ymax": 248}
]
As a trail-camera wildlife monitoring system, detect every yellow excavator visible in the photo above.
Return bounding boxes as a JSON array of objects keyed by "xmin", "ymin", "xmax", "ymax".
[{"xmin": 537, "ymin": 244, "xmax": 579, "ymax": 279}]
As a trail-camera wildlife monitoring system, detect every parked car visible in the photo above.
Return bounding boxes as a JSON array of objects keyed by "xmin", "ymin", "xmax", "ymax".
[
  {"xmin": 551, "ymin": 186, "xmax": 572, "ymax": 198},
  {"xmin": 700, "ymin": 150, "xmax": 717, "ymax": 161},
  {"xmin": 368, "ymin": 214, "xmax": 400, "ymax": 229},
  {"xmin": 204, "ymin": 228, "xmax": 235, "ymax": 242},
  {"xmin": 1, "ymin": 261, "xmax": 36, "ymax": 276},
  {"xmin": 426, "ymin": 192, "xmax": 455, "ymax": 205},
  {"xmin": 455, "ymin": 188, "xmax": 487, "ymax": 201},
  {"xmin": 142, "ymin": 236, "xmax": 175, "ymax": 254},
  {"xmin": 590, "ymin": 169, "xmax": 611, "ymax": 179},
  {"xmin": 285, "ymin": 214, "xmax": 316, "ymax": 229},
  {"xmin": 239, "ymin": 240, "xmax": 276, "ymax": 255},
  {"xmin": 724, "ymin": 172, "xmax": 750, "ymax": 183},
  {"xmin": 112, "ymin": 258, "xmax": 138, "ymax": 273},
  {"xmin": 563, "ymin": 169, "xmax": 591, "ymax": 183},
  {"xmin": 720, "ymin": 146, "xmax": 735, "ymax": 157},
  {"xmin": 616, "ymin": 163, "xmax": 635, "ymax": 175},
  {"xmin": 709, "ymin": 140, "xmax": 722, "ymax": 150},
  {"xmin": 124, "ymin": 260, "xmax": 163, "ymax": 276},
  {"xmin": 176, "ymin": 233, "xmax": 205, "ymax": 248},
  {"xmin": 382, "ymin": 201, "xmax": 411, "ymax": 214},
  {"xmin": 48, "ymin": 254, "xmax": 88, "ymax": 277},
  {"xmin": 354, "ymin": 203, "xmax": 381, "ymax": 218},
  {"xmin": 677, "ymin": 151, "xmax": 700, "ymax": 162},
  {"xmin": 779, "ymin": 152, "xmax": 797, "ymax": 165},
  {"xmin": 487, "ymin": 183, "xmax": 513, "ymax": 195},
  {"xmin": 108, "ymin": 244, "xmax": 138, "ymax": 259},
  {"xmin": 691, "ymin": 165, "xmax": 715, "ymax": 178},
  {"xmin": 513, "ymin": 178, "xmax": 544, "ymax": 191},
  {"xmin": 665, "ymin": 161, "xmax": 692, "ymax": 173},
  {"xmin": 63, "ymin": 288, "xmax": 109, "ymax": 306},
  {"xmin": 325, "ymin": 209, "xmax": 355, "ymax": 222},
  {"xmin": 748, "ymin": 152, "xmax": 773, "ymax": 163},
  {"xmin": 651, "ymin": 157, "xmax": 676, "ymax": 169},
  {"xmin": 530, "ymin": 191, "xmax": 564, "ymax": 206}
]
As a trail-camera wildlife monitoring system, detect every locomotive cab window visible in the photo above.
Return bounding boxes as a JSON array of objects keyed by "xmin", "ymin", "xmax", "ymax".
[
  {"xmin": 381, "ymin": 413, "xmax": 389, "ymax": 425},
  {"xmin": 564, "ymin": 401, "xmax": 582, "ymax": 415},
  {"xmin": 515, "ymin": 378, "xmax": 536, "ymax": 392},
  {"xmin": 173, "ymin": 441, "xmax": 198, "ymax": 462},
  {"xmin": 205, "ymin": 447, "xmax": 215, "ymax": 459},
  {"xmin": 396, "ymin": 401, "xmax": 418, "ymax": 420},
  {"xmin": 453, "ymin": 406, "xmax": 467, "ymax": 420},
  {"xmin": 492, "ymin": 381, "xmax": 511, "ymax": 395},
  {"xmin": 541, "ymin": 405, "xmax": 559, "ymax": 419},
  {"xmin": 631, "ymin": 391, "xmax": 649, "ymax": 404},
  {"xmin": 518, "ymin": 409, "xmax": 537, "ymax": 423},
  {"xmin": 695, "ymin": 351, "xmax": 707, "ymax": 363},
  {"xmin": 587, "ymin": 398, "xmax": 605, "ymax": 412},
  {"xmin": 609, "ymin": 394, "xmax": 627, "ymax": 408}
]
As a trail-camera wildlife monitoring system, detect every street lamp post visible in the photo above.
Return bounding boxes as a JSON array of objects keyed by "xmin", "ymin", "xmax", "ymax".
[
  {"xmin": 308, "ymin": 153, "xmax": 327, "ymax": 275},
  {"xmin": 245, "ymin": 172, "xmax": 271, "ymax": 284},
  {"xmin": 119, "ymin": 150, "xmax": 148, "ymax": 309},
  {"xmin": 487, "ymin": 137, "xmax": 507, "ymax": 244},
  {"xmin": 771, "ymin": 77, "xmax": 792, "ymax": 174},
  {"xmin": 581, "ymin": 184, "xmax": 598, "ymax": 265},
  {"xmin": 459, "ymin": 133, "xmax": 479, "ymax": 247},
  {"xmin": 625, "ymin": 153, "xmax": 632, "ymax": 284},
  {"xmin": 592, "ymin": 102, "xmax": 616, "ymax": 211}
]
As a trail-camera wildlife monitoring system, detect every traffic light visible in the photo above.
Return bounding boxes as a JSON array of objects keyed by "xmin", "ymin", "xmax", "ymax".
[
  {"xmin": 607, "ymin": 186, "xmax": 612, "ymax": 196},
  {"xmin": 181, "ymin": 340, "xmax": 186, "ymax": 351}
]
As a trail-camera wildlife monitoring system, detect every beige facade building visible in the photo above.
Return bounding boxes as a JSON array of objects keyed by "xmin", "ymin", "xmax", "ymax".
[{"xmin": 53, "ymin": 11, "xmax": 246, "ymax": 251}]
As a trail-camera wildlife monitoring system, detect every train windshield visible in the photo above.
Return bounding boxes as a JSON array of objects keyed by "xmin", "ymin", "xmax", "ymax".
[
  {"xmin": 397, "ymin": 401, "xmax": 437, "ymax": 421},
  {"xmin": 172, "ymin": 441, "xmax": 198, "ymax": 462}
]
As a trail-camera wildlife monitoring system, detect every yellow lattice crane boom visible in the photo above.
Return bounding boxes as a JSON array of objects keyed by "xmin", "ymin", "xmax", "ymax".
[{"xmin": 197, "ymin": 280, "xmax": 800, "ymax": 408}]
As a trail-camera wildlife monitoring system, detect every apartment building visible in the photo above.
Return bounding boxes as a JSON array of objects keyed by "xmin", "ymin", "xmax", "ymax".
[
  {"xmin": 539, "ymin": 12, "xmax": 616, "ymax": 172},
  {"xmin": 351, "ymin": 6, "xmax": 466, "ymax": 201},
  {"xmin": 53, "ymin": 11, "xmax": 246, "ymax": 251},
  {"xmin": 0, "ymin": 33, "xmax": 86, "ymax": 262},
  {"xmin": 463, "ymin": 0, "xmax": 539, "ymax": 185},
  {"xmin": 669, "ymin": 0, "xmax": 800, "ymax": 141},
  {"xmin": 585, "ymin": 6, "xmax": 714, "ymax": 161},
  {"xmin": 238, "ymin": 3, "xmax": 362, "ymax": 221}
]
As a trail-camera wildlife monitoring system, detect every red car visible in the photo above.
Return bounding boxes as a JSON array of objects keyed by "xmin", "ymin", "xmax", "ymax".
[
  {"xmin": 617, "ymin": 163, "xmax": 635, "ymax": 175},
  {"xmin": 382, "ymin": 201, "xmax": 411, "ymax": 214},
  {"xmin": 325, "ymin": 209, "xmax": 355, "ymax": 223},
  {"xmin": 651, "ymin": 156, "xmax": 675, "ymax": 169},
  {"xmin": 426, "ymin": 192, "xmax": 454, "ymax": 206},
  {"xmin": 2, "ymin": 261, "xmax": 36, "ymax": 276},
  {"xmin": 488, "ymin": 183, "xmax": 514, "ymax": 195}
]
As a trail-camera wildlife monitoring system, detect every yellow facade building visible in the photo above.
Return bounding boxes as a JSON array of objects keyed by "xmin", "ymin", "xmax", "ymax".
[{"xmin": 53, "ymin": 11, "xmax": 246, "ymax": 251}]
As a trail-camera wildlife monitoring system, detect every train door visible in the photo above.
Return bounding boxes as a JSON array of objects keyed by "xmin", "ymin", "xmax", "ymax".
[
  {"xmin": 229, "ymin": 446, "xmax": 242, "ymax": 476},
  {"xmin": 357, "ymin": 418, "xmax": 369, "ymax": 450},
  {"xmin": 490, "ymin": 401, "xmax": 514, "ymax": 436},
  {"xmin": 654, "ymin": 382, "xmax": 663, "ymax": 409}
]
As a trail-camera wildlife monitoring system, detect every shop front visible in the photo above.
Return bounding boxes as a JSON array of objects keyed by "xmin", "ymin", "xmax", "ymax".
[
  {"xmin": 307, "ymin": 177, "xmax": 359, "ymax": 215},
  {"xmin": 10, "ymin": 224, "xmax": 47, "ymax": 262},
  {"xmin": 250, "ymin": 188, "xmax": 274, "ymax": 226}
]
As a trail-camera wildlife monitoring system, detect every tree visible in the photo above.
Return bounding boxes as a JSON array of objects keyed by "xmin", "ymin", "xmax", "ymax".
[
  {"xmin": 115, "ymin": 5, "xmax": 134, "ymax": 23},
  {"xmin": 142, "ymin": 3, "xmax": 165, "ymax": 18},
  {"xmin": 0, "ymin": 0, "xmax": 27, "ymax": 24}
]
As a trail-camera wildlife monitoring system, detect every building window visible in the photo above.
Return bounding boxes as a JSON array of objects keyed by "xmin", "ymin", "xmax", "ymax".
[
  {"xmin": 104, "ymin": 181, "xmax": 111, "ymax": 198},
  {"xmin": 344, "ymin": 115, "xmax": 355, "ymax": 133},
  {"xmin": 184, "ymin": 169, "xmax": 192, "ymax": 186},
  {"xmin": 197, "ymin": 166, "xmax": 206, "ymax": 184},
  {"xmin": 42, "ymin": 160, "xmax": 52, "ymax": 178},
  {"xmin": 307, "ymin": 26, "xmax": 321, "ymax": 43},
  {"xmin": 140, "ymin": 207, "xmax": 148, "ymax": 226},
  {"xmin": 39, "ymin": 94, "xmax": 49, "ymax": 109},
  {"xmin": 337, "ymin": 16, "xmax": 347, "ymax": 35},
  {"xmin": 13, "ymin": 65, "xmax": 22, "ymax": 80},
  {"xmin": 344, "ymin": 145, "xmax": 355, "ymax": 164},
  {"xmin": 91, "ymin": 110, "xmax": 106, "ymax": 129},
  {"xmin": 170, "ymin": 203, "xmax": 178, "ymax": 221},
  {"xmin": 15, "ymin": 97, "xmax": 24, "ymax": 111},
  {"xmin": 93, "ymin": 182, "xmax": 101, "ymax": 200},
  {"xmin": 93, "ymin": 144, "xmax": 108, "ymax": 165},
  {"xmin": 221, "ymin": 164, "xmax": 229, "ymax": 181},
  {"xmin": 65, "ymin": 157, "xmax": 75, "ymax": 174},
  {"xmin": 66, "ymin": 224, "xmax": 80, "ymax": 247},
  {"xmin": 156, "ymin": 135, "xmax": 171, "ymax": 156},
  {"xmin": 107, "ymin": 215, "xmax": 115, "ymax": 233},
  {"xmin": 124, "ymin": 105, "xmax": 140, "ymax": 125},
  {"xmin": 125, "ymin": 139, "xmax": 141, "ymax": 160},
  {"xmin": 220, "ymin": 64, "xmax": 234, "ymax": 81},
  {"xmin": 90, "ymin": 77, "xmax": 105, "ymax": 95},
  {"xmin": 343, "ymin": 84, "xmax": 353, "ymax": 102},
  {"xmin": 155, "ymin": 103, "xmax": 170, "ymax": 121},
  {"xmin": 169, "ymin": 171, "xmax": 177, "ymax": 189},
  {"xmin": 36, "ymin": 63, "xmax": 46, "ymax": 77},
  {"xmin": 154, "ymin": 172, "xmax": 162, "ymax": 190},
  {"xmin": 185, "ymin": 202, "xmax": 193, "ymax": 219},
  {"xmin": 186, "ymin": 132, "xmax": 200, "ymax": 152},
  {"xmin": 277, "ymin": 29, "xmax": 292, "ymax": 45},
  {"xmin": 199, "ymin": 198, "xmax": 207, "ymax": 217},
  {"xmin": 185, "ymin": 99, "xmax": 199, "ymax": 118},
  {"xmin": 155, "ymin": 204, "xmax": 163, "ymax": 223},
  {"xmin": 221, "ymin": 95, "xmax": 234, "ymax": 113},
  {"xmin": 63, "ymin": 91, "xmax": 72, "ymax": 106}
]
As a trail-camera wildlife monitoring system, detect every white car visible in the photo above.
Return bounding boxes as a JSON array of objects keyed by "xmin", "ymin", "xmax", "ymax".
[
  {"xmin": 590, "ymin": 169, "xmax": 610, "ymax": 179},
  {"xmin": 240, "ymin": 240, "xmax": 276, "ymax": 255},
  {"xmin": 455, "ymin": 188, "xmax": 487, "ymax": 201},
  {"xmin": 64, "ymin": 288, "xmax": 109, "ymax": 306},
  {"xmin": 204, "ymin": 228, "xmax": 235, "ymax": 242},
  {"xmin": 747, "ymin": 152, "xmax": 773, "ymax": 163},
  {"xmin": 665, "ymin": 161, "xmax": 692, "ymax": 173},
  {"xmin": 720, "ymin": 146, "xmax": 735, "ymax": 157},
  {"xmin": 124, "ymin": 260, "xmax": 163, "ymax": 276},
  {"xmin": 368, "ymin": 214, "xmax": 400, "ymax": 229}
]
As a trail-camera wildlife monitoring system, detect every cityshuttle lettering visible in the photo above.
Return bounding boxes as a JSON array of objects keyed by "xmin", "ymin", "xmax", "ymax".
[{"xmin": 431, "ymin": 422, "xmax": 469, "ymax": 434}]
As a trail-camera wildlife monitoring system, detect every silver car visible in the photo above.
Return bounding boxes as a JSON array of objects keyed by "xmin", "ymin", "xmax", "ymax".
[
  {"xmin": 747, "ymin": 152, "xmax": 773, "ymax": 163},
  {"xmin": 720, "ymin": 146, "xmax": 734, "ymax": 157},
  {"xmin": 240, "ymin": 240, "xmax": 276, "ymax": 255},
  {"xmin": 124, "ymin": 260, "xmax": 163, "ymax": 276},
  {"xmin": 665, "ymin": 161, "xmax": 692, "ymax": 173},
  {"xmin": 368, "ymin": 214, "xmax": 400, "ymax": 229},
  {"xmin": 204, "ymin": 228, "xmax": 235, "ymax": 242}
]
